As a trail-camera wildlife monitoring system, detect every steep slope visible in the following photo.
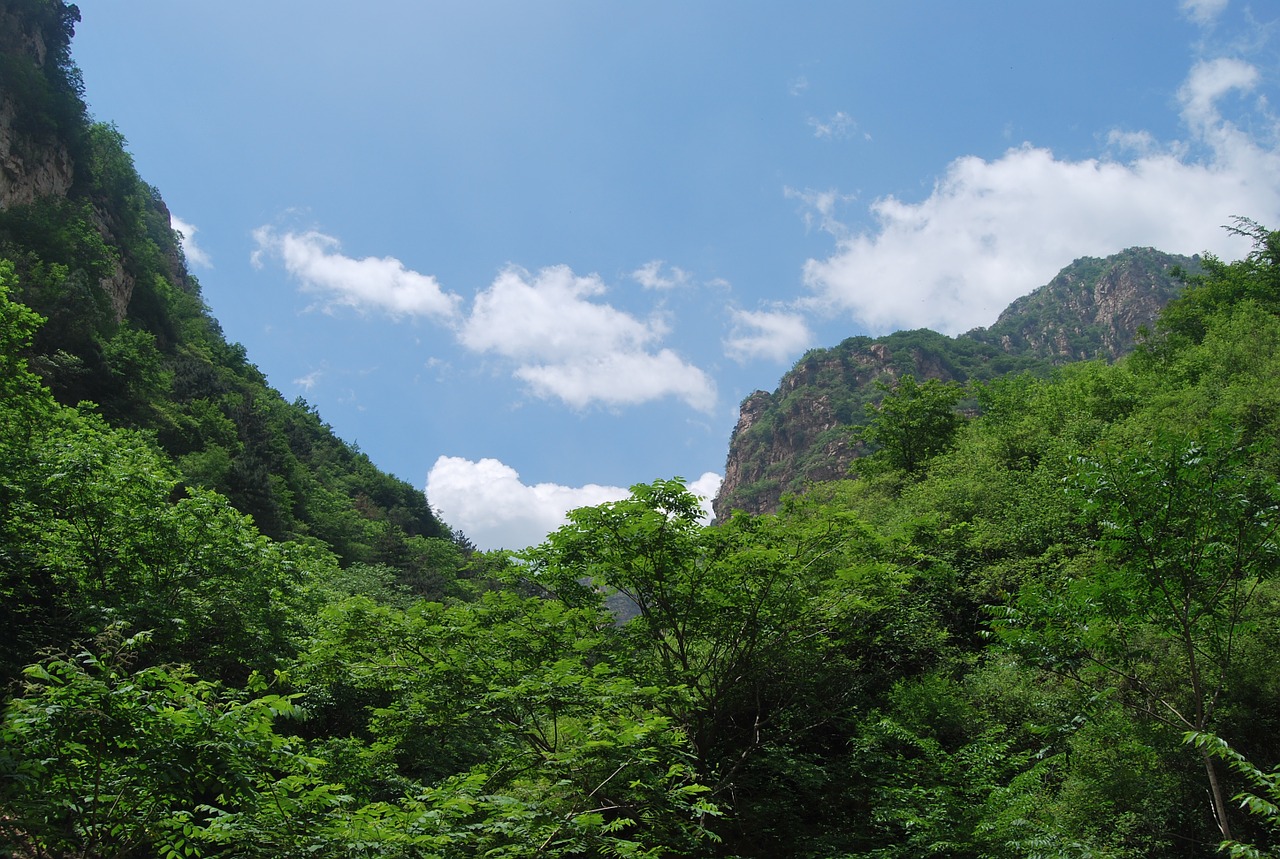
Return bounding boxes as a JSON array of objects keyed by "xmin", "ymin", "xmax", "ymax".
[
  {"xmin": 0, "ymin": 1, "xmax": 464, "ymax": 576},
  {"xmin": 715, "ymin": 247, "xmax": 1196, "ymax": 518}
]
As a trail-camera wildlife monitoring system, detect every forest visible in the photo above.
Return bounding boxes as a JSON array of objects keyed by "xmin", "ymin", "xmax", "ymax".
[{"xmin": 4, "ymin": 1, "xmax": 1280, "ymax": 857}]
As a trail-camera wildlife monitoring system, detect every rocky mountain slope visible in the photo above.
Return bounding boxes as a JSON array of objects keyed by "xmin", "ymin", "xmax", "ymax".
[
  {"xmin": 714, "ymin": 247, "xmax": 1196, "ymax": 518},
  {"xmin": 0, "ymin": 1, "xmax": 465, "ymax": 576}
]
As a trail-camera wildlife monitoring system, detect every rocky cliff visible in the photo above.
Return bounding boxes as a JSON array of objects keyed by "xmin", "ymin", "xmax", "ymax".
[
  {"xmin": 714, "ymin": 247, "xmax": 1196, "ymax": 519},
  {"xmin": 0, "ymin": 0, "xmax": 153, "ymax": 324},
  {"xmin": 971, "ymin": 246, "xmax": 1191, "ymax": 361},
  {"xmin": 0, "ymin": 88, "xmax": 74, "ymax": 207},
  {"xmin": 0, "ymin": 0, "xmax": 456, "ymax": 557},
  {"xmin": 0, "ymin": 0, "xmax": 76, "ymax": 207}
]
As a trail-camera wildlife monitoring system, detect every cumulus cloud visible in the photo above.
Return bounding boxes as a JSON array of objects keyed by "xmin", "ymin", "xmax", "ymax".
[
  {"xmin": 171, "ymin": 215, "xmax": 212, "ymax": 268},
  {"xmin": 249, "ymin": 233, "xmax": 714, "ymax": 412},
  {"xmin": 632, "ymin": 260, "xmax": 691, "ymax": 290},
  {"xmin": 251, "ymin": 227, "xmax": 461, "ymax": 320},
  {"xmin": 801, "ymin": 58, "xmax": 1280, "ymax": 335},
  {"xmin": 686, "ymin": 471, "xmax": 723, "ymax": 523},
  {"xmin": 1181, "ymin": 0, "xmax": 1229, "ymax": 26},
  {"xmin": 427, "ymin": 456, "xmax": 628, "ymax": 550},
  {"xmin": 514, "ymin": 350, "xmax": 717, "ymax": 411},
  {"xmin": 460, "ymin": 265, "xmax": 716, "ymax": 412},
  {"xmin": 427, "ymin": 456, "xmax": 721, "ymax": 550},
  {"xmin": 724, "ymin": 308, "xmax": 812, "ymax": 364}
]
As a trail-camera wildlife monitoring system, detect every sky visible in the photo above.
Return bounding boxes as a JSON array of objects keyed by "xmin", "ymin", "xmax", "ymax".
[{"xmin": 69, "ymin": 1, "xmax": 1280, "ymax": 550}]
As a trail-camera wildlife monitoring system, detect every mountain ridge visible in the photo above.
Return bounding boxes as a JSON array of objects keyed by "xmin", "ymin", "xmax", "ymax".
[
  {"xmin": 0, "ymin": 1, "xmax": 469, "ymax": 581},
  {"xmin": 714, "ymin": 246, "xmax": 1197, "ymax": 518}
]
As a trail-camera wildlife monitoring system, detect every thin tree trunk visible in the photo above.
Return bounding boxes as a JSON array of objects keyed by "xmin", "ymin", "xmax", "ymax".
[{"xmin": 1201, "ymin": 747, "xmax": 1233, "ymax": 841}]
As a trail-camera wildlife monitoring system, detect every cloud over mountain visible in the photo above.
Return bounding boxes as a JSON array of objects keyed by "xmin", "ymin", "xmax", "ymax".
[
  {"xmin": 724, "ymin": 308, "xmax": 812, "ymax": 364},
  {"xmin": 799, "ymin": 57, "xmax": 1280, "ymax": 335}
]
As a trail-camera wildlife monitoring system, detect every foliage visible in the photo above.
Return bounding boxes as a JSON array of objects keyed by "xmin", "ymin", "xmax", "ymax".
[
  {"xmin": 0, "ymin": 627, "xmax": 332, "ymax": 859},
  {"xmin": 856, "ymin": 374, "xmax": 966, "ymax": 475},
  {"xmin": 995, "ymin": 434, "xmax": 1280, "ymax": 839},
  {"xmin": 293, "ymin": 589, "xmax": 720, "ymax": 856},
  {"xmin": 1160, "ymin": 219, "xmax": 1280, "ymax": 346},
  {"xmin": 8, "ymin": 3, "xmax": 1280, "ymax": 855},
  {"xmin": 1187, "ymin": 732, "xmax": 1280, "ymax": 859}
]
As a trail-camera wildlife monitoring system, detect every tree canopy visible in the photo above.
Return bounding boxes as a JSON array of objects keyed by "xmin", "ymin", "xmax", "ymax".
[{"xmin": 4, "ymin": 3, "xmax": 1280, "ymax": 854}]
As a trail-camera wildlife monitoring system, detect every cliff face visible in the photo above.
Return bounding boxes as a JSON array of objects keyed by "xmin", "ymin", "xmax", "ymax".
[
  {"xmin": 972, "ymin": 246, "xmax": 1190, "ymax": 362},
  {"xmin": 0, "ymin": 0, "xmax": 455, "ymax": 556},
  {"xmin": 0, "ymin": 1, "xmax": 142, "ymax": 323},
  {"xmin": 0, "ymin": 1, "xmax": 76, "ymax": 208},
  {"xmin": 714, "ymin": 247, "xmax": 1196, "ymax": 519},
  {"xmin": 0, "ymin": 88, "xmax": 75, "ymax": 207}
]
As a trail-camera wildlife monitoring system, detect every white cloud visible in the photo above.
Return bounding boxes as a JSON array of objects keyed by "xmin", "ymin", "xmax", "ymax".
[
  {"xmin": 1105, "ymin": 128, "xmax": 1162, "ymax": 155},
  {"xmin": 513, "ymin": 350, "xmax": 715, "ymax": 411},
  {"xmin": 251, "ymin": 227, "xmax": 461, "ymax": 321},
  {"xmin": 1181, "ymin": 0, "xmax": 1229, "ymax": 26},
  {"xmin": 460, "ymin": 265, "xmax": 716, "ymax": 412},
  {"xmin": 427, "ymin": 455, "xmax": 628, "ymax": 550},
  {"xmin": 801, "ymin": 59, "xmax": 1280, "ymax": 335},
  {"xmin": 293, "ymin": 369, "xmax": 322, "ymax": 391},
  {"xmin": 171, "ymin": 215, "xmax": 212, "ymax": 268},
  {"xmin": 1178, "ymin": 57, "xmax": 1259, "ymax": 131},
  {"xmin": 808, "ymin": 111, "xmax": 857, "ymax": 140},
  {"xmin": 786, "ymin": 186, "xmax": 857, "ymax": 236},
  {"xmin": 632, "ymin": 260, "xmax": 691, "ymax": 290},
  {"xmin": 789, "ymin": 76, "xmax": 810, "ymax": 96},
  {"xmin": 724, "ymin": 308, "xmax": 812, "ymax": 364},
  {"xmin": 250, "ymin": 234, "xmax": 714, "ymax": 412},
  {"xmin": 461, "ymin": 265, "xmax": 652, "ymax": 356},
  {"xmin": 426, "ymin": 455, "xmax": 721, "ymax": 550},
  {"xmin": 686, "ymin": 471, "xmax": 723, "ymax": 523}
]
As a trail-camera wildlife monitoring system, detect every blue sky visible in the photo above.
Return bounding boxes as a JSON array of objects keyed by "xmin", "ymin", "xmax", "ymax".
[{"xmin": 71, "ymin": 1, "xmax": 1280, "ymax": 549}]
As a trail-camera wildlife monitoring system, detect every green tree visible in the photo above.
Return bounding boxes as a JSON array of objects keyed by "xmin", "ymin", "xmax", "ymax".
[
  {"xmin": 997, "ymin": 434, "xmax": 1280, "ymax": 842},
  {"xmin": 523, "ymin": 481, "xmax": 825, "ymax": 770},
  {"xmin": 858, "ymin": 375, "xmax": 966, "ymax": 475},
  {"xmin": 0, "ymin": 627, "xmax": 338, "ymax": 859},
  {"xmin": 1187, "ymin": 731, "xmax": 1280, "ymax": 859},
  {"xmin": 295, "ymin": 590, "xmax": 718, "ymax": 856},
  {"xmin": 1160, "ymin": 219, "xmax": 1280, "ymax": 346},
  {"xmin": 522, "ymin": 480, "xmax": 942, "ymax": 854}
]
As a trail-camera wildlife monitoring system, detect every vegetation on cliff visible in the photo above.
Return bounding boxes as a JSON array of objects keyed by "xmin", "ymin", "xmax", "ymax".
[
  {"xmin": 715, "ymin": 247, "xmax": 1198, "ymax": 518},
  {"xmin": 2, "ymin": 3, "xmax": 1279, "ymax": 857},
  {"xmin": 0, "ymin": 0, "xmax": 460, "ymax": 574}
]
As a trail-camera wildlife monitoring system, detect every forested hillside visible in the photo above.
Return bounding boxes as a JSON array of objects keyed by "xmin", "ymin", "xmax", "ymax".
[
  {"xmin": 715, "ymin": 247, "xmax": 1197, "ymax": 518},
  {"xmin": 3, "ymin": 3, "xmax": 1280, "ymax": 858},
  {"xmin": 0, "ymin": 1, "xmax": 463, "ymax": 569}
]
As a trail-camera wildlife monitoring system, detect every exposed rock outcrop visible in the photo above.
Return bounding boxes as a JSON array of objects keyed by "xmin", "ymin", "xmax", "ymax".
[
  {"xmin": 0, "ymin": 3, "xmax": 159, "ymax": 324},
  {"xmin": 0, "ymin": 92, "xmax": 74, "ymax": 207},
  {"xmin": 0, "ymin": 3, "xmax": 76, "ymax": 209},
  {"xmin": 714, "ymin": 248, "xmax": 1196, "ymax": 519},
  {"xmin": 972, "ymin": 247, "xmax": 1190, "ymax": 362}
]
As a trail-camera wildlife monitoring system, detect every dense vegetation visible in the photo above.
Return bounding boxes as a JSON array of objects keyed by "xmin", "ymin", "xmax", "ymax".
[
  {"xmin": 3, "ymin": 3, "xmax": 1280, "ymax": 857},
  {"xmin": 5, "ymin": 224, "xmax": 1280, "ymax": 856},
  {"xmin": 0, "ymin": 2, "xmax": 461, "ymax": 569},
  {"xmin": 717, "ymin": 247, "xmax": 1196, "ymax": 516}
]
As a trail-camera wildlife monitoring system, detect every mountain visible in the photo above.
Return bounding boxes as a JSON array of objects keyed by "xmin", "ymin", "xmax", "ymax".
[
  {"xmin": 0, "ymin": 1, "xmax": 468, "ymax": 581},
  {"xmin": 714, "ymin": 247, "xmax": 1197, "ymax": 518},
  {"xmin": 8, "ymin": 5, "xmax": 1280, "ymax": 855}
]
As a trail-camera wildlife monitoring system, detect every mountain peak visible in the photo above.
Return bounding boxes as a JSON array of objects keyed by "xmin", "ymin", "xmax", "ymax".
[{"xmin": 713, "ymin": 247, "xmax": 1197, "ymax": 519}]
